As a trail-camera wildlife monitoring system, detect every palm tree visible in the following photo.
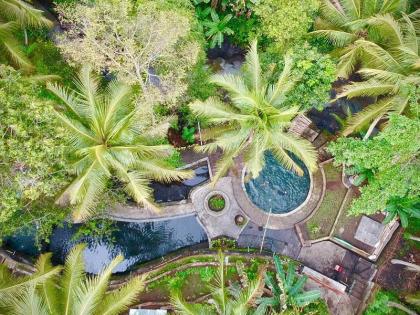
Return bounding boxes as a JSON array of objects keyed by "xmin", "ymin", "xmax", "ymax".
[
  {"xmin": 0, "ymin": 0, "xmax": 52, "ymax": 68},
  {"xmin": 336, "ymin": 14, "xmax": 419, "ymax": 136},
  {"xmin": 48, "ymin": 66, "xmax": 192, "ymax": 222},
  {"xmin": 0, "ymin": 244, "xmax": 144, "ymax": 315},
  {"xmin": 190, "ymin": 40, "xmax": 318, "ymax": 183},
  {"xmin": 255, "ymin": 256, "xmax": 321, "ymax": 314},
  {"xmin": 311, "ymin": 0, "xmax": 408, "ymax": 78},
  {"xmin": 171, "ymin": 252, "xmax": 264, "ymax": 314},
  {"xmin": 0, "ymin": 254, "xmax": 62, "ymax": 305}
]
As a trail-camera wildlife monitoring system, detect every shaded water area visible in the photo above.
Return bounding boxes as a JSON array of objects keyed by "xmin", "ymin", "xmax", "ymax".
[
  {"xmin": 5, "ymin": 216, "xmax": 208, "ymax": 274},
  {"xmin": 5, "ymin": 162, "xmax": 210, "ymax": 274},
  {"xmin": 245, "ymin": 152, "xmax": 310, "ymax": 214},
  {"xmin": 151, "ymin": 164, "xmax": 209, "ymax": 203}
]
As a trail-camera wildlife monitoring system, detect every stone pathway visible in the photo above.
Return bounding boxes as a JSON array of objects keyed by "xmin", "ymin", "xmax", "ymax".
[
  {"xmin": 237, "ymin": 222, "xmax": 302, "ymax": 258},
  {"xmin": 191, "ymin": 177, "xmax": 247, "ymax": 239},
  {"xmin": 107, "ymin": 202, "xmax": 196, "ymax": 223}
]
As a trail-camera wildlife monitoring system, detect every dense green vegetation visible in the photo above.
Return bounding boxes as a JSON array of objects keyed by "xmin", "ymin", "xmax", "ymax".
[
  {"xmin": 329, "ymin": 115, "xmax": 420, "ymax": 225},
  {"xmin": 0, "ymin": 0, "xmax": 418, "ymax": 313}
]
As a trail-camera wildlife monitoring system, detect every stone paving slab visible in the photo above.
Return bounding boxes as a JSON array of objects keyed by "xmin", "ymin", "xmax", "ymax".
[
  {"xmin": 107, "ymin": 202, "xmax": 196, "ymax": 223},
  {"xmin": 191, "ymin": 177, "xmax": 248, "ymax": 240},
  {"xmin": 238, "ymin": 222, "xmax": 302, "ymax": 258}
]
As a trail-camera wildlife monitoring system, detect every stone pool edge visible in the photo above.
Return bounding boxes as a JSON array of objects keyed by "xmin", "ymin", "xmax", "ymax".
[{"xmin": 232, "ymin": 165, "xmax": 325, "ymax": 229}]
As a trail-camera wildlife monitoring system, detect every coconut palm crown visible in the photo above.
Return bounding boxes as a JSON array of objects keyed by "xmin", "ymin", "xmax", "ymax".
[
  {"xmin": 0, "ymin": 244, "xmax": 144, "ymax": 315},
  {"xmin": 190, "ymin": 40, "xmax": 318, "ymax": 182},
  {"xmin": 311, "ymin": 0, "xmax": 409, "ymax": 78},
  {"xmin": 0, "ymin": 0, "xmax": 52, "ymax": 68},
  {"xmin": 48, "ymin": 66, "xmax": 192, "ymax": 222},
  {"xmin": 338, "ymin": 13, "xmax": 420, "ymax": 136}
]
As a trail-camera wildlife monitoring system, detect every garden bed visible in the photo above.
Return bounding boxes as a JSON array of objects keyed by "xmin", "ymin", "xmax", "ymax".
[{"xmin": 304, "ymin": 162, "xmax": 348, "ymax": 240}]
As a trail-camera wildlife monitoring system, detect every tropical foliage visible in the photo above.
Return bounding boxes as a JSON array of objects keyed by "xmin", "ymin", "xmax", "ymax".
[
  {"xmin": 336, "ymin": 14, "xmax": 420, "ymax": 136},
  {"xmin": 254, "ymin": 0, "xmax": 319, "ymax": 50},
  {"xmin": 311, "ymin": 0, "xmax": 409, "ymax": 78},
  {"xmin": 0, "ymin": 244, "xmax": 144, "ymax": 315},
  {"xmin": 0, "ymin": 0, "xmax": 51, "ymax": 68},
  {"xmin": 262, "ymin": 42, "xmax": 337, "ymax": 110},
  {"xmin": 48, "ymin": 66, "xmax": 192, "ymax": 222},
  {"xmin": 171, "ymin": 252, "xmax": 264, "ymax": 314},
  {"xmin": 191, "ymin": 40, "xmax": 318, "ymax": 182},
  {"xmin": 255, "ymin": 256, "xmax": 321, "ymax": 314},
  {"xmin": 328, "ymin": 115, "xmax": 420, "ymax": 220},
  {"xmin": 0, "ymin": 65, "xmax": 69, "ymax": 242},
  {"xmin": 202, "ymin": 10, "xmax": 234, "ymax": 48},
  {"xmin": 383, "ymin": 197, "xmax": 420, "ymax": 228}
]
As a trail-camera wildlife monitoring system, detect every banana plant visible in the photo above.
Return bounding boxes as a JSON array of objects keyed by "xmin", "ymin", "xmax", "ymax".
[
  {"xmin": 202, "ymin": 10, "xmax": 233, "ymax": 48},
  {"xmin": 255, "ymin": 256, "xmax": 321, "ymax": 314},
  {"xmin": 383, "ymin": 197, "xmax": 420, "ymax": 228},
  {"xmin": 345, "ymin": 165, "xmax": 375, "ymax": 186}
]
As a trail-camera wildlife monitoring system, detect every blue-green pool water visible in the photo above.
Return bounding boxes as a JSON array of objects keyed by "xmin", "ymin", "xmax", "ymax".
[
  {"xmin": 4, "ymin": 216, "xmax": 207, "ymax": 274},
  {"xmin": 244, "ymin": 152, "xmax": 310, "ymax": 214}
]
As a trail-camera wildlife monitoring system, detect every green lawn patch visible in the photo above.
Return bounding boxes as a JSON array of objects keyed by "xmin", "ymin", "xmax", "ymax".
[{"xmin": 305, "ymin": 163, "xmax": 348, "ymax": 240}]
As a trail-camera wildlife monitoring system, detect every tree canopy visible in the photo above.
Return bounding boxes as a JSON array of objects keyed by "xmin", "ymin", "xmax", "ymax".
[
  {"xmin": 328, "ymin": 114, "xmax": 420, "ymax": 216},
  {"xmin": 0, "ymin": 65, "xmax": 69, "ymax": 241},
  {"xmin": 56, "ymin": 0, "xmax": 202, "ymax": 122},
  {"xmin": 48, "ymin": 66, "xmax": 192, "ymax": 222},
  {"xmin": 191, "ymin": 41, "xmax": 318, "ymax": 182}
]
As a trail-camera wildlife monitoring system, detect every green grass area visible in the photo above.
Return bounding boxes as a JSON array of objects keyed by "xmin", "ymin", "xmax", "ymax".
[
  {"xmin": 305, "ymin": 163, "xmax": 348, "ymax": 240},
  {"xmin": 332, "ymin": 189, "xmax": 357, "ymax": 237}
]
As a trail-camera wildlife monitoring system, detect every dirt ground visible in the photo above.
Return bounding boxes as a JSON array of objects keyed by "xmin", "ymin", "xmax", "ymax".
[{"xmin": 375, "ymin": 228, "xmax": 420, "ymax": 293}]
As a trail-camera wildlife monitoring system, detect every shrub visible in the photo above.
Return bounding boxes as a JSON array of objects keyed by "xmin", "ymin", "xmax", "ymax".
[
  {"xmin": 262, "ymin": 42, "xmax": 336, "ymax": 110},
  {"xmin": 254, "ymin": 0, "xmax": 319, "ymax": 51}
]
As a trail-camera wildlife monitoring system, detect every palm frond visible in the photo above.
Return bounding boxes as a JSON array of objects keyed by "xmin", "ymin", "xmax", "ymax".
[
  {"xmin": 366, "ymin": 14, "xmax": 403, "ymax": 47},
  {"xmin": 0, "ymin": 257, "xmax": 61, "ymax": 297},
  {"xmin": 0, "ymin": 0, "xmax": 52, "ymax": 28},
  {"xmin": 9, "ymin": 285, "xmax": 49, "ymax": 315},
  {"xmin": 272, "ymin": 132, "xmax": 318, "ymax": 174},
  {"xmin": 357, "ymin": 68, "xmax": 405, "ymax": 83},
  {"xmin": 267, "ymin": 53, "xmax": 296, "ymax": 106},
  {"xmin": 54, "ymin": 111, "xmax": 97, "ymax": 146},
  {"xmin": 0, "ymin": 34, "xmax": 32, "ymax": 68},
  {"xmin": 170, "ymin": 290, "xmax": 209, "ymax": 315},
  {"xmin": 135, "ymin": 159, "xmax": 193, "ymax": 183},
  {"xmin": 337, "ymin": 44, "xmax": 362, "ymax": 78},
  {"xmin": 190, "ymin": 97, "xmax": 248, "ymax": 124},
  {"xmin": 311, "ymin": 29, "xmax": 357, "ymax": 48},
  {"xmin": 60, "ymin": 244, "xmax": 86, "ymax": 315},
  {"xmin": 243, "ymin": 40, "xmax": 262, "ymax": 91},
  {"xmin": 103, "ymin": 81, "xmax": 132, "ymax": 134},
  {"xmin": 48, "ymin": 82, "xmax": 92, "ymax": 122},
  {"xmin": 337, "ymin": 79, "xmax": 396, "ymax": 98},
  {"xmin": 210, "ymin": 74, "xmax": 257, "ymax": 110},
  {"xmin": 342, "ymin": 96, "xmax": 400, "ymax": 135},
  {"xmin": 35, "ymin": 253, "xmax": 60, "ymax": 315},
  {"xmin": 73, "ymin": 255, "xmax": 124, "ymax": 315},
  {"xmin": 341, "ymin": 0, "xmax": 362, "ymax": 20},
  {"xmin": 318, "ymin": 0, "xmax": 350, "ymax": 28},
  {"xmin": 98, "ymin": 276, "xmax": 144, "ymax": 315}
]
